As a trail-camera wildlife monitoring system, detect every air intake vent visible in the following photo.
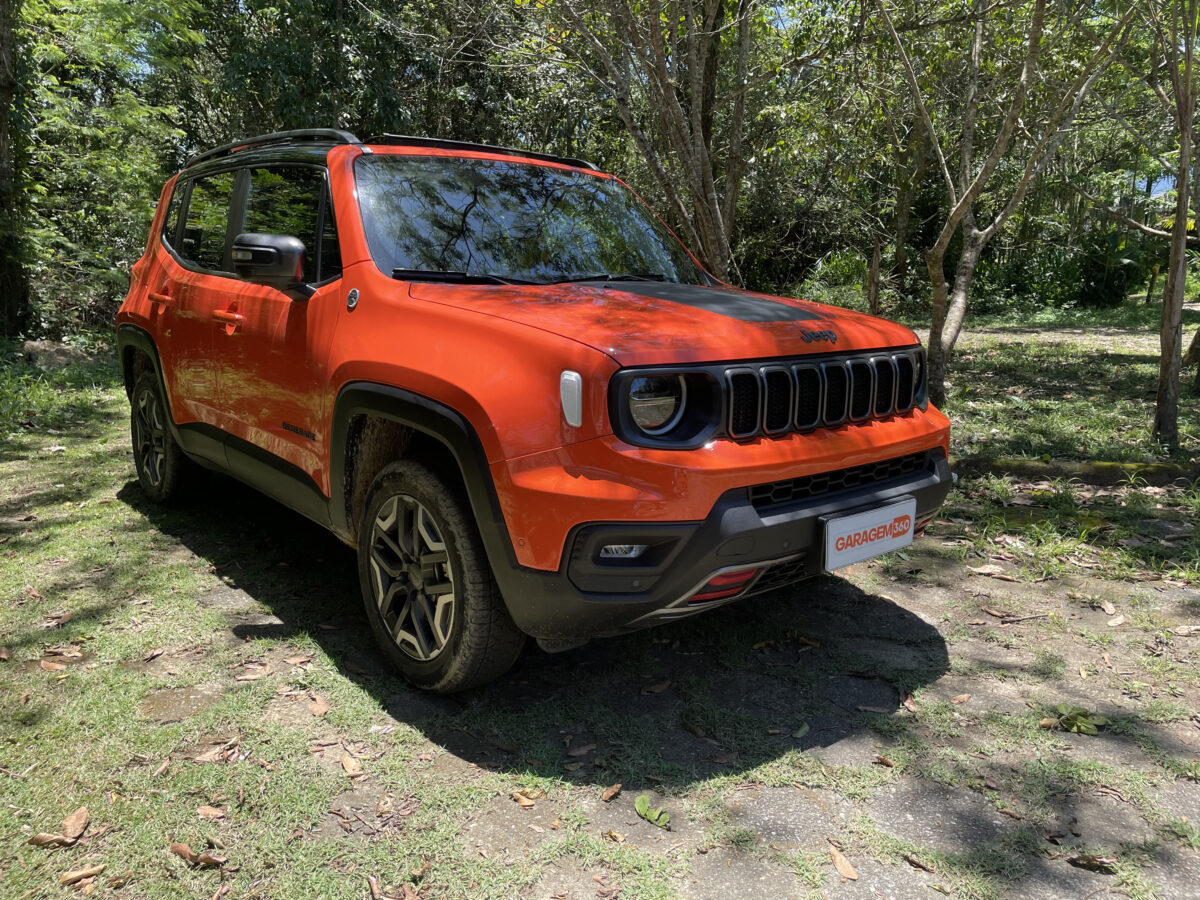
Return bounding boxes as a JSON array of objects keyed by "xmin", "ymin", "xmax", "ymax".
[
  {"xmin": 794, "ymin": 366, "xmax": 821, "ymax": 430},
  {"xmin": 727, "ymin": 370, "xmax": 760, "ymax": 438},
  {"xmin": 748, "ymin": 450, "xmax": 933, "ymax": 509}
]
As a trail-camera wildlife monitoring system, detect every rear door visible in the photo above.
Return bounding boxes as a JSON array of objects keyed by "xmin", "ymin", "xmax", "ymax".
[
  {"xmin": 218, "ymin": 164, "xmax": 343, "ymax": 486},
  {"xmin": 155, "ymin": 170, "xmax": 241, "ymax": 428}
]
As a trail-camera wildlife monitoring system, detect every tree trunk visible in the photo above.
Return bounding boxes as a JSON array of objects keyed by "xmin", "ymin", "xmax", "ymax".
[
  {"xmin": 867, "ymin": 236, "xmax": 882, "ymax": 316},
  {"xmin": 1146, "ymin": 264, "xmax": 1160, "ymax": 304},
  {"xmin": 1153, "ymin": 0, "xmax": 1197, "ymax": 447},
  {"xmin": 0, "ymin": 0, "xmax": 29, "ymax": 337}
]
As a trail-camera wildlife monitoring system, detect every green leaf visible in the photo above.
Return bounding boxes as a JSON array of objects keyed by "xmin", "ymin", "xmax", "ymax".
[{"xmin": 633, "ymin": 793, "xmax": 670, "ymax": 829}]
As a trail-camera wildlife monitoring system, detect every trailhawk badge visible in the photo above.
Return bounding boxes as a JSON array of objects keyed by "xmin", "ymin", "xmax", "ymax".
[{"xmin": 822, "ymin": 496, "xmax": 917, "ymax": 571}]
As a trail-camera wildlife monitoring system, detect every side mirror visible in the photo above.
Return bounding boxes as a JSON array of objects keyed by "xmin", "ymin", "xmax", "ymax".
[{"xmin": 232, "ymin": 233, "xmax": 306, "ymax": 290}]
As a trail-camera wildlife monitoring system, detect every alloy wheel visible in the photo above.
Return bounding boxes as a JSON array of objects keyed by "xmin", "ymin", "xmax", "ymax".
[
  {"xmin": 369, "ymin": 494, "xmax": 456, "ymax": 661},
  {"xmin": 134, "ymin": 387, "xmax": 167, "ymax": 487}
]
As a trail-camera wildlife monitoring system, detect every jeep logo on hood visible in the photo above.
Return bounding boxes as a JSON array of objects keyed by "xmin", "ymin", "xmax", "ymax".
[{"xmin": 800, "ymin": 329, "xmax": 837, "ymax": 344}]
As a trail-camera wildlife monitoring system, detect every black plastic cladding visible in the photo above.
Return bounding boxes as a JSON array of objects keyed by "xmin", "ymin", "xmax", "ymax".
[{"xmin": 609, "ymin": 346, "xmax": 928, "ymax": 449}]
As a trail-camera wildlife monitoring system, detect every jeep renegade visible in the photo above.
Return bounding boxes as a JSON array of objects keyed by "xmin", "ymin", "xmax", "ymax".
[{"xmin": 117, "ymin": 129, "xmax": 952, "ymax": 692}]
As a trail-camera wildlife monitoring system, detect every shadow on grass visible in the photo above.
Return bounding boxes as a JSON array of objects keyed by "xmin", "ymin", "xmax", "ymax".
[{"xmin": 117, "ymin": 474, "xmax": 950, "ymax": 792}]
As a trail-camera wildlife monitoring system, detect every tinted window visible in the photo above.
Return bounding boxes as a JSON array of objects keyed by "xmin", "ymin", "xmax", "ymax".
[
  {"xmin": 161, "ymin": 184, "xmax": 183, "ymax": 250},
  {"xmin": 353, "ymin": 156, "xmax": 706, "ymax": 285},
  {"xmin": 243, "ymin": 166, "xmax": 340, "ymax": 283},
  {"xmin": 179, "ymin": 172, "xmax": 234, "ymax": 270}
]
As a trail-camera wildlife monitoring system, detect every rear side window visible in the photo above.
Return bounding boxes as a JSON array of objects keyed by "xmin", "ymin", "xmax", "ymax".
[
  {"xmin": 160, "ymin": 184, "xmax": 183, "ymax": 250},
  {"xmin": 179, "ymin": 172, "xmax": 235, "ymax": 270},
  {"xmin": 243, "ymin": 166, "xmax": 341, "ymax": 283}
]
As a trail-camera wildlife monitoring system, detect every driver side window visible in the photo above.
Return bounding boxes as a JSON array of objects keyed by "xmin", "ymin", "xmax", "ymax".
[{"xmin": 243, "ymin": 166, "xmax": 341, "ymax": 284}]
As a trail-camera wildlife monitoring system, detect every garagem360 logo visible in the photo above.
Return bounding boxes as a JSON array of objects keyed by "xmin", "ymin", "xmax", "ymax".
[
  {"xmin": 799, "ymin": 329, "xmax": 837, "ymax": 344},
  {"xmin": 834, "ymin": 513, "xmax": 912, "ymax": 552}
]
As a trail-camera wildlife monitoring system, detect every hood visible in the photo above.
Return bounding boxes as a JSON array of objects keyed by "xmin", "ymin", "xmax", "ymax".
[{"xmin": 408, "ymin": 280, "xmax": 919, "ymax": 366}]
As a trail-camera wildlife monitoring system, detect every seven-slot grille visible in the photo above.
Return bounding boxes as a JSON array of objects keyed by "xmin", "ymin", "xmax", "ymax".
[
  {"xmin": 725, "ymin": 349, "xmax": 922, "ymax": 441},
  {"xmin": 748, "ymin": 450, "xmax": 933, "ymax": 509}
]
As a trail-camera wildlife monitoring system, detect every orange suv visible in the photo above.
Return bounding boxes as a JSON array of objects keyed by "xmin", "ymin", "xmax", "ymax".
[{"xmin": 117, "ymin": 129, "xmax": 952, "ymax": 692}]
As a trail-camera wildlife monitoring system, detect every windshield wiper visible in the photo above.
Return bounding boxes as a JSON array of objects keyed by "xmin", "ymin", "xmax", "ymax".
[
  {"xmin": 550, "ymin": 272, "xmax": 667, "ymax": 284},
  {"xmin": 392, "ymin": 268, "xmax": 530, "ymax": 285}
]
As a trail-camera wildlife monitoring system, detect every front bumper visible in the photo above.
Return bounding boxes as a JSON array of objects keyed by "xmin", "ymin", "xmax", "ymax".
[{"xmin": 493, "ymin": 449, "xmax": 953, "ymax": 641}]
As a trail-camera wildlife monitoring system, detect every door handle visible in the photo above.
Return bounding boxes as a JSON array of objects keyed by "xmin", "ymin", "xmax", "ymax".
[
  {"xmin": 212, "ymin": 310, "xmax": 245, "ymax": 324},
  {"xmin": 148, "ymin": 290, "xmax": 173, "ymax": 305}
]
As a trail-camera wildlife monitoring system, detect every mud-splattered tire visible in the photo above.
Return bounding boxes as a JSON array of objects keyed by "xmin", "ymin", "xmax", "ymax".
[
  {"xmin": 358, "ymin": 460, "xmax": 525, "ymax": 692},
  {"xmin": 130, "ymin": 370, "xmax": 195, "ymax": 503}
]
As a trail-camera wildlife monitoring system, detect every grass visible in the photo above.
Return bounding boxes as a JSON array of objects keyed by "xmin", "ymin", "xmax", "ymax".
[{"xmin": 2, "ymin": 331, "xmax": 1199, "ymax": 898}]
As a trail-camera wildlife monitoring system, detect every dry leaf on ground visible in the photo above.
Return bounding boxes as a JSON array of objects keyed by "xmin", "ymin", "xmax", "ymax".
[
  {"xmin": 950, "ymin": 693, "xmax": 971, "ymax": 704},
  {"xmin": 341, "ymin": 755, "xmax": 363, "ymax": 778},
  {"xmin": 640, "ymin": 680, "xmax": 671, "ymax": 694},
  {"xmin": 307, "ymin": 693, "xmax": 330, "ymax": 716},
  {"xmin": 29, "ymin": 833, "xmax": 72, "ymax": 847},
  {"xmin": 235, "ymin": 663, "xmax": 272, "ymax": 681},
  {"xmin": 284, "ymin": 655, "xmax": 313, "ymax": 666},
  {"xmin": 60, "ymin": 864, "xmax": 104, "ymax": 886},
  {"xmin": 40, "ymin": 659, "xmax": 66, "ymax": 671},
  {"xmin": 1173, "ymin": 625, "xmax": 1200, "ymax": 636},
  {"xmin": 566, "ymin": 743, "xmax": 596, "ymax": 757},
  {"xmin": 62, "ymin": 807, "xmax": 88, "ymax": 840},
  {"xmin": 830, "ymin": 845, "xmax": 859, "ymax": 880},
  {"xmin": 197, "ymin": 805, "xmax": 225, "ymax": 819},
  {"xmin": 1100, "ymin": 601, "xmax": 1116, "ymax": 616},
  {"xmin": 601, "ymin": 784, "xmax": 622, "ymax": 802},
  {"xmin": 713, "ymin": 751, "xmax": 739, "ymax": 764},
  {"xmin": 511, "ymin": 791, "xmax": 535, "ymax": 808},
  {"xmin": 143, "ymin": 647, "xmax": 164, "ymax": 662},
  {"xmin": 1107, "ymin": 615, "xmax": 1125, "ymax": 628}
]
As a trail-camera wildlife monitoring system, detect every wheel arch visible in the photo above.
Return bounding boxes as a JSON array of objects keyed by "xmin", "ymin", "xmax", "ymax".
[{"xmin": 330, "ymin": 383, "xmax": 520, "ymax": 576}]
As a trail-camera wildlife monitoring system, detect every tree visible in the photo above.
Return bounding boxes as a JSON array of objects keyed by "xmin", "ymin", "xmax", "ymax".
[
  {"xmin": 876, "ymin": 0, "xmax": 1134, "ymax": 405},
  {"xmin": 0, "ymin": 0, "xmax": 29, "ymax": 336}
]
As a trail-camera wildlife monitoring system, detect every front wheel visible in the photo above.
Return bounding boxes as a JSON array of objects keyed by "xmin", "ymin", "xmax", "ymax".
[{"xmin": 357, "ymin": 461, "xmax": 525, "ymax": 692}]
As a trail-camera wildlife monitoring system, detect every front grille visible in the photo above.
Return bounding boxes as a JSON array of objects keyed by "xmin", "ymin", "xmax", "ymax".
[
  {"xmin": 748, "ymin": 450, "xmax": 933, "ymax": 510},
  {"xmin": 726, "ymin": 349, "xmax": 924, "ymax": 442}
]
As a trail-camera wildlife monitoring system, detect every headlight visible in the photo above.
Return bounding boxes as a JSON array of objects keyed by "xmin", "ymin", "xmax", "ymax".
[{"xmin": 628, "ymin": 375, "xmax": 686, "ymax": 434}]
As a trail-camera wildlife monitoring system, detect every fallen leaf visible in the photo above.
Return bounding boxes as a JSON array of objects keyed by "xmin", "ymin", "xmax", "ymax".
[
  {"xmin": 62, "ymin": 806, "xmax": 88, "ymax": 840},
  {"xmin": 153, "ymin": 759, "xmax": 169, "ymax": 777},
  {"xmin": 60, "ymin": 864, "xmax": 104, "ymax": 886},
  {"xmin": 641, "ymin": 680, "xmax": 672, "ymax": 694},
  {"xmin": 1065, "ymin": 853, "xmax": 1117, "ymax": 872},
  {"xmin": 367, "ymin": 874, "xmax": 381, "ymax": 900},
  {"xmin": 1107, "ymin": 615, "xmax": 1125, "ymax": 628},
  {"xmin": 0, "ymin": 646, "xmax": 8, "ymax": 661},
  {"xmin": 793, "ymin": 722, "xmax": 811, "ymax": 739},
  {"xmin": 563, "ymin": 761, "xmax": 583, "ymax": 772},
  {"xmin": 567, "ymin": 743, "xmax": 596, "ymax": 757},
  {"xmin": 602, "ymin": 829, "xmax": 625, "ymax": 842},
  {"xmin": 1039, "ymin": 717, "xmax": 1059, "ymax": 730},
  {"xmin": 971, "ymin": 568, "xmax": 1018, "ymax": 582},
  {"xmin": 950, "ymin": 694, "xmax": 971, "ymax": 704},
  {"xmin": 511, "ymin": 791, "xmax": 535, "ymax": 808},
  {"xmin": 285, "ymin": 655, "xmax": 313, "ymax": 666},
  {"xmin": 521, "ymin": 788, "xmax": 547, "ymax": 799},
  {"xmin": 713, "ymin": 751, "xmax": 739, "ymax": 764},
  {"xmin": 601, "ymin": 784, "xmax": 622, "ymax": 802},
  {"xmin": 767, "ymin": 728, "xmax": 783, "ymax": 735},
  {"xmin": 171, "ymin": 842, "xmax": 198, "ymax": 864},
  {"xmin": 197, "ymin": 805, "xmax": 225, "ymax": 819},
  {"xmin": 40, "ymin": 659, "xmax": 66, "ymax": 671},
  {"xmin": 235, "ymin": 663, "xmax": 272, "ymax": 681},
  {"xmin": 1173, "ymin": 625, "xmax": 1200, "ymax": 636},
  {"xmin": 307, "ymin": 694, "xmax": 330, "ymax": 716},
  {"xmin": 903, "ymin": 694, "xmax": 918, "ymax": 712},
  {"xmin": 341, "ymin": 755, "xmax": 363, "ymax": 778},
  {"xmin": 980, "ymin": 604, "xmax": 1015, "ymax": 618},
  {"xmin": 874, "ymin": 754, "xmax": 895, "ymax": 768},
  {"xmin": 29, "ymin": 833, "xmax": 72, "ymax": 847},
  {"xmin": 194, "ymin": 851, "xmax": 226, "ymax": 868},
  {"xmin": 830, "ymin": 845, "xmax": 859, "ymax": 880},
  {"xmin": 143, "ymin": 647, "xmax": 165, "ymax": 662},
  {"xmin": 1100, "ymin": 601, "xmax": 1116, "ymax": 616},
  {"xmin": 41, "ymin": 611, "xmax": 72, "ymax": 628}
]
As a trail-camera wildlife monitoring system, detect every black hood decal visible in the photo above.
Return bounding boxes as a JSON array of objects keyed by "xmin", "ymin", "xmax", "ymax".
[{"xmin": 608, "ymin": 282, "xmax": 824, "ymax": 323}]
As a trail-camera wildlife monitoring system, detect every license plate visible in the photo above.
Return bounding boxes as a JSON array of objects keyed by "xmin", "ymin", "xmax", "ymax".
[{"xmin": 822, "ymin": 497, "xmax": 917, "ymax": 572}]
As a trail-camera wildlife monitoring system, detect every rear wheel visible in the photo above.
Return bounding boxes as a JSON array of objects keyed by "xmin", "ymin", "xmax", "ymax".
[
  {"xmin": 130, "ymin": 370, "xmax": 194, "ymax": 503},
  {"xmin": 358, "ymin": 461, "xmax": 525, "ymax": 692}
]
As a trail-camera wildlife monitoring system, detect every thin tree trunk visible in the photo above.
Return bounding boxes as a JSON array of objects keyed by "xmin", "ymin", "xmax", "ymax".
[
  {"xmin": 0, "ymin": 0, "xmax": 29, "ymax": 337},
  {"xmin": 867, "ymin": 236, "xmax": 882, "ymax": 316},
  {"xmin": 1153, "ymin": 0, "xmax": 1198, "ymax": 447},
  {"xmin": 1146, "ymin": 265, "xmax": 1160, "ymax": 304}
]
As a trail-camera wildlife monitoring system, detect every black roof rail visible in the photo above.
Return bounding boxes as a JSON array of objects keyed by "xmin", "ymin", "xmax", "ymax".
[
  {"xmin": 186, "ymin": 129, "xmax": 361, "ymax": 167},
  {"xmin": 363, "ymin": 134, "xmax": 598, "ymax": 171}
]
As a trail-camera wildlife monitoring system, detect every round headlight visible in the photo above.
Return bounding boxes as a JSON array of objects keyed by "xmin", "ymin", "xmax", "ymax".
[{"xmin": 628, "ymin": 375, "xmax": 686, "ymax": 434}]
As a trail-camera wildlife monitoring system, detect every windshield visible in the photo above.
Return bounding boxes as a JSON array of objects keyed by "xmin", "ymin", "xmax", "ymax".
[{"xmin": 353, "ymin": 155, "xmax": 708, "ymax": 285}]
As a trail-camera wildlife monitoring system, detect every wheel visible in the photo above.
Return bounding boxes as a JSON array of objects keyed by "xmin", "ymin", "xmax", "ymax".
[
  {"xmin": 358, "ymin": 460, "xmax": 525, "ymax": 692},
  {"xmin": 130, "ymin": 369, "xmax": 195, "ymax": 503}
]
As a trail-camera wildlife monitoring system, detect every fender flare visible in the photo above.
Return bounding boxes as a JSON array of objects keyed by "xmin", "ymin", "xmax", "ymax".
[{"xmin": 329, "ymin": 382, "xmax": 522, "ymax": 574}]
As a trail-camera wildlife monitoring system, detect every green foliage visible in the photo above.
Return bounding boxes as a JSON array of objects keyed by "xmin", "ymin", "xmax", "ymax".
[
  {"xmin": 634, "ymin": 793, "xmax": 671, "ymax": 829},
  {"xmin": 1054, "ymin": 704, "xmax": 1110, "ymax": 735}
]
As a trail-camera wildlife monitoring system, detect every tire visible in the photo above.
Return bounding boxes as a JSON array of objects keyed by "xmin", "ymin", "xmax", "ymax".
[
  {"xmin": 357, "ymin": 460, "xmax": 525, "ymax": 692},
  {"xmin": 130, "ymin": 369, "xmax": 195, "ymax": 503}
]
